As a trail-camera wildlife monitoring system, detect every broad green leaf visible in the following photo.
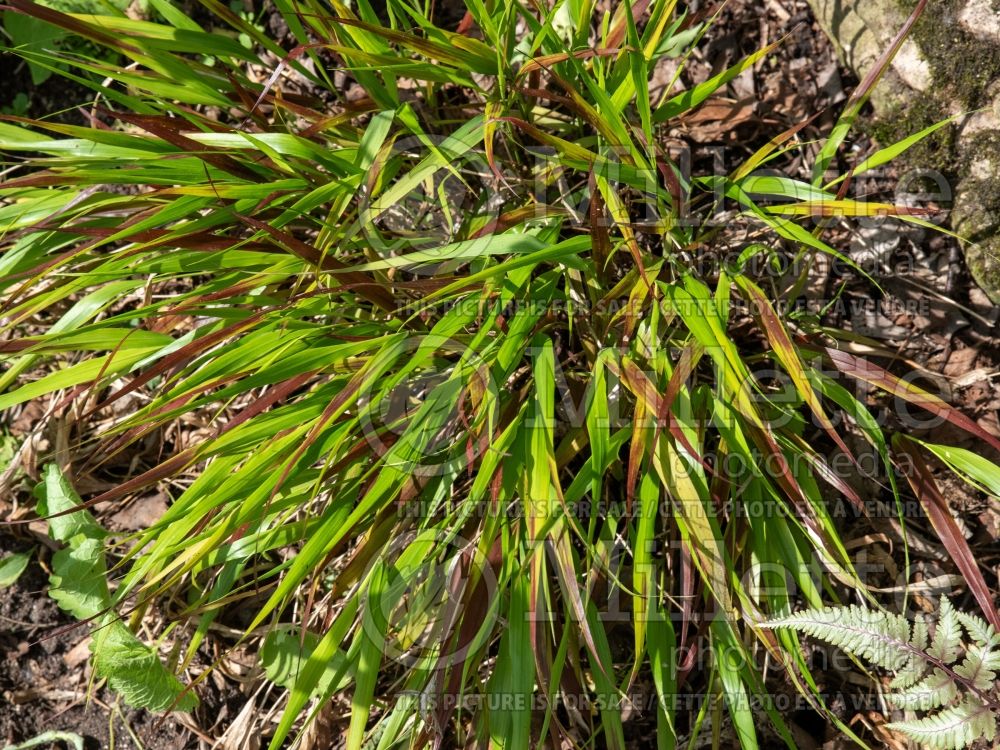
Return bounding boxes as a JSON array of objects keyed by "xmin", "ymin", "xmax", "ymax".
[
  {"xmin": 91, "ymin": 619, "xmax": 199, "ymax": 711},
  {"xmin": 0, "ymin": 552, "xmax": 31, "ymax": 588},
  {"xmin": 261, "ymin": 627, "xmax": 352, "ymax": 696},
  {"xmin": 35, "ymin": 464, "xmax": 106, "ymax": 543},
  {"xmin": 36, "ymin": 465, "xmax": 194, "ymax": 711},
  {"xmin": 49, "ymin": 538, "xmax": 111, "ymax": 620}
]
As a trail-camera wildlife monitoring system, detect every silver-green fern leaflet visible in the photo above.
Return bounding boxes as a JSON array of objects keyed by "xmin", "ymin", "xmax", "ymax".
[{"xmin": 762, "ymin": 599, "xmax": 999, "ymax": 750}]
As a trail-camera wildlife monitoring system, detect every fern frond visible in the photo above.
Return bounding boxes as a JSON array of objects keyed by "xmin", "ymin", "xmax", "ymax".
[
  {"xmin": 763, "ymin": 604, "xmax": 914, "ymax": 672},
  {"xmin": 954, "ymin": 644, "xmax": 998, "ymax": 691},
  {"xmin": 891, "ymin": 614, "xmax": 932, "ymax": 690},
  {"xmin": 763, "ymin": 599, "xmax": 1000, "ymax": 750},
  {"xmin": 887, "ymin": 699, "xmax": 997, "ymax": 750},
  {"xmin": 887, "ymin": 668, "xmax": 956, "ymax": 711},
  {"xmin": 954, "ymin": 610, "xmax": 997, "ymax": 648},
  {"xmin": 912, "ymin": 615, "xmax": 930, "ymax": 653},
  {"xmin": 928, "ymin": 598, "xmax": 961, "ymax": 663}
]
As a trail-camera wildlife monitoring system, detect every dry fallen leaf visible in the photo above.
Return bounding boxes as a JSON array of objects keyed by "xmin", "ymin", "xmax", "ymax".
[
  {"xmin": 109, "ymin": 492, "xmax": 170, "ymax": 531},
  {"xmin": 675, "ymin": 97, "xmax": 757, "ymax": 142},
  {"xmin": 299, "ymin": 701, "xmax": 338, "ymax": 750},
  {"xmin": 63, "ymin": 637, "xmax": 92, "ymax": 669},
  {"xmin": 953, "ymin": 367, "xmax": 996, "ymax": 387},
  {"xmin": 218, "ymin": 698, "xmax": 261, "ymax": 750}
]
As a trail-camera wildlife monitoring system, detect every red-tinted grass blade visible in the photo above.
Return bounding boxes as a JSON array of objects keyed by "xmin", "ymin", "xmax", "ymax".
[
  {"xmin": 825, "ymin": 347, "xmax": 1000, "ymax": 455},
  {"xmin": 893, "ymin": 435, "xmax": 1000, "ymax": 631}
]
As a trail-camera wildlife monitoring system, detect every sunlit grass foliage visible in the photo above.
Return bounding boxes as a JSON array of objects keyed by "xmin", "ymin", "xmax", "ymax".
[{"xmin": 2, "ymin": 0, "xmax": 998, "ymax": 747}]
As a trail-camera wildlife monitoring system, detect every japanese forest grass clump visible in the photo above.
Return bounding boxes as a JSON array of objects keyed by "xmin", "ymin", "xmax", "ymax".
[{"xmin": 1, "ymin": 0, "xmax": 999, "ymax": 748}]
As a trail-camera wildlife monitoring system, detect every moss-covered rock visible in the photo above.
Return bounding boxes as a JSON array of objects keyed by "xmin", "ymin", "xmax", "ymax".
[
  {"xmin": 902, "ymin": 0, "xmax": 1000, "ymax": 106},
  {"xmin": 953, "ymin": 138, "xmax": 1000, "ymax": 303},
  {"xmin": 865, "ymin": 97, "xmax": 955, "ymax": 175},
  {"xmin": 807, "ymin": 0, "xmax": 1000, "ymax": 303}
]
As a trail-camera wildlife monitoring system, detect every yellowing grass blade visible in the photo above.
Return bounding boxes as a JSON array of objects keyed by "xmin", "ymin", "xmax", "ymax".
[
  {"xmin": 652, "ymin": 436, "xmax": 731, "ymax": 615},
  {"xmin": 733, "ymin": 275, "xmax": 857, "ymax": 468}
]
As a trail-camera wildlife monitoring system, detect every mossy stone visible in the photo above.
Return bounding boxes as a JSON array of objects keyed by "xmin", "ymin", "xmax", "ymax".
[
  {"xmin": 963, "ymin": 243, "xmax": 1000, "ymax": 303},
  {"xmin": 808, "ymin": 0, "xmax": 1000, "ymax": 303}
]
